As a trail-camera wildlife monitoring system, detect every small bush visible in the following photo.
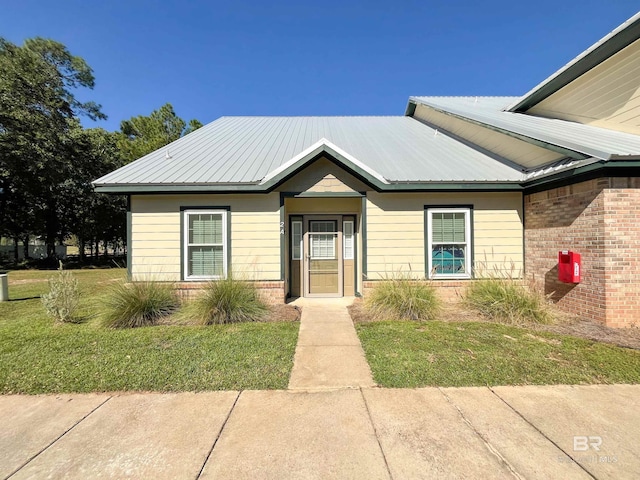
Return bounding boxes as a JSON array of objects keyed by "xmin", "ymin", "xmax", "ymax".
[
  {"xmin": 41, "ymin": 262, "xmax": 79, "ymax": 323},
  {"xmin": 184, "ymin": 276, "xmax": 268, "ymax": 325},
  {"xmin": 366, "ymin": 275, "xmax": 440, "ymax": 321},
  {"xmin": 102, "ymin": 280, "xmax": 179, "ymax": 328},
  {"xmin": 464, "ymin": 277, "xmax": 552, "ymax": 324}
]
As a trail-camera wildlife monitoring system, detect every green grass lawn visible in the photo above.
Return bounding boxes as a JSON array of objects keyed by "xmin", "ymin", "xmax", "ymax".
[
  {"xmin": 0, "ymin": 269, "xmax": 298, "ymax": 394},
  {"xmin": 356, "ymin": 321, "xmax": 640, "ymax": 388}
]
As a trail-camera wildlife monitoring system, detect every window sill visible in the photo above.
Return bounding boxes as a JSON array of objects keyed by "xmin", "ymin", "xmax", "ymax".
[{"xmin": 429, "ymin": 275, "xmax": 472, "ymax": 281}]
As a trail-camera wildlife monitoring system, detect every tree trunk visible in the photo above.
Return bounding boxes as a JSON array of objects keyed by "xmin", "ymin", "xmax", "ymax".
[
  {"xmin": 12, "ymin": 236, "xmax": 19, "ymax": 262},
  {"xmin": 44, "ymin": 201, "xmax": 59, "ymax": 258},
  {"xmin": 22, "ymin": 235, "xmax": 29, "ymax": 259},
  {"xmin": 78, "ymin": 236, "xmax": 86, "ymax": 262}
]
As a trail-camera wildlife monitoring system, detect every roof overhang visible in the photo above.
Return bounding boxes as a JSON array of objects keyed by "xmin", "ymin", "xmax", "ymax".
[
  {"xmin": 407, "ymin": 98, "xmax": 591, "ymax": 160},
  {"xmin": 507, "ymin": 12, "xmax": 640, "ymax": 112}
]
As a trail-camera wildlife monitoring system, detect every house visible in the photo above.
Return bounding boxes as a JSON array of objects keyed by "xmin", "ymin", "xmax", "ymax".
[{"xmin": 94, "ymin": 12, "xmax": 640, "ymax": 328}]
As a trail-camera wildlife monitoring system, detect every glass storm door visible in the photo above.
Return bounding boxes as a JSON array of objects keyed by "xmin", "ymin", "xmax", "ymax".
[{"xmin": 307, "ymin": 219, "xmax": 341, "ymax": 296}]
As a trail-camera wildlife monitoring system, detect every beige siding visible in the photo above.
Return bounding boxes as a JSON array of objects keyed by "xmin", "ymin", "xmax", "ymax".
[
  {"xmin": 285, "ymin": 197, "xmax": 361, "ymax": 214},
  {"xmin": 278, "ymin": 157, "xmax": 368, "ymax": 193},
  {"xmin": 131, "ymin": 194, "xmax": 281, "ymax": 281},
  {"xmin": 529, "ymin": 39, "xmax": 640, "ymax": 135},
  {"xmin": 366, "ymin": 192, "xmax": 523, "ymax": 279},
  {"xmin": 413, "ymin": 104, "xmax": 564, "ymax": 169}
]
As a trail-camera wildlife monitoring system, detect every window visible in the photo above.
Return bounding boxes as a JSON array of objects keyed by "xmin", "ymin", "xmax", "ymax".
[
  {"xmin": 291, "ymin": 220, "xmax": 302, "ymax": 260},
  {"xmin": 183, "ymin": 210, "xmax": 227, "ymax": 280},
  {"xmin": 310, "ymin": 221, "xmax": 336, "ymax": 259},
  {"xmin": 427, "ymin": 208, "xmax": 471, "ymax": 278},
  {"xmin": 343, "ymin": 220, "xmax": 354, "ymax": 260}
]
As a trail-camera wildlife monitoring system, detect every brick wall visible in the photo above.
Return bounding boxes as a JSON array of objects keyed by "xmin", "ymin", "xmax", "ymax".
[
  {"xmin": 524, "ymin": 177, "xmax": 640, "ymax": 327},
  {"xmin": 363, "ymin": 280, "xmax": 468, "ymax": 301},
  {"xmin": 177, "ymin": 280, "xmax": 286, "ymax": 305}
]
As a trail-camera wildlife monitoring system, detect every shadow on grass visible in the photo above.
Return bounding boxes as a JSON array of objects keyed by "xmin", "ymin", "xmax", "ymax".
[{"xmin": 8, "ymin": 296, "xmax": 41, "ymax": 302}]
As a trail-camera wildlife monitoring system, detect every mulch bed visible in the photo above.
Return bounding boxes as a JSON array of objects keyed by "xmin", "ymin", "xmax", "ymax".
[{"xmin": 264, "ymin": 304, "xmax": 301, "ymax": 322}]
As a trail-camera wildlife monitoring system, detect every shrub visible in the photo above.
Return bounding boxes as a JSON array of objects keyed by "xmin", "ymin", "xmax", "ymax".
[
  {"xmin": 366, "ymin": 275, "xmax": 440, "ymax": 321},
  {"xmin": 184, "ymin": 276, "xmax": 268, "ymax": 325},
  {"xmin": 464, "ymin": 276, "xmax": 552, "ymax": 324},
  {"xmin": 102, "ymin": 280, "xmax": 179, "ymax": 328},
  {"xmin": 41, "ymin": 262, "xmax": 79, "ymax": 323}
]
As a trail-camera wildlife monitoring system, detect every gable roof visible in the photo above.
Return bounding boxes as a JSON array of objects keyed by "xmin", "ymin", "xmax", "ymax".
[
  {"xmin": 408, "ymin": 96, "xmax": 640, "ymax": 161},
  {"xmin": 93, "ymin": 116, "xmax": 524, "ymax": 193},
  {"xmin": 507, "ymin": 12, "xmax": 640, "ymax": 112}
]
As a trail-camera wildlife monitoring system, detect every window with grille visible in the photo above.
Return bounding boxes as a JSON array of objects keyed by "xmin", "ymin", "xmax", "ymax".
[
  {"xmin": 427, "ymin": 208, "xmax": 471, "ymax": 278},
  {"xmin": 343, "ymin": 220, "xmax": 354, "ymax": 260},
  {"xmin": 291, "ymin": 220, "xmax": 302, "ymax": 260},
  {"xmin": 310, "ymin": 221, "xmax": 336, "ymax": 259},
  {"xmin": 183, "ymin": 210, "xmax": 227, "ymax": 279}
]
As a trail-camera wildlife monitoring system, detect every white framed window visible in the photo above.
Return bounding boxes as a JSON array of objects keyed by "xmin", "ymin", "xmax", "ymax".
[
  {"xmin": 343, "ymin": 220, "xmax": 354, "ymax": 260},
  {"xmin": 427, "ymin": 208, "xmax": 471, "ymax": 279},
  {"xmin": 183, "ymin": 210, "xmax": 227, "ymax": 280},
  {"xmin": 310, "ymin": 221, "xmax": 336, "ymax": 259},
  {"xmin": 291, "ymin": 220, "xmax": 302, "ymax": 260}
]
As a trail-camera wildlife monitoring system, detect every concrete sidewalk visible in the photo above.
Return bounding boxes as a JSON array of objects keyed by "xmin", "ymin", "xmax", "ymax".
[
  {"xmin": 1, "ymin": 385, "xmax": 638, "ymax": 479},
  {"xmin": 288, "ymin": 297, "xmax": 375, "ymax": 390}
]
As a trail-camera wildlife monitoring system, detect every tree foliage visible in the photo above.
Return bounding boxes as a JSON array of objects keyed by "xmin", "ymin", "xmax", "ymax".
[
  {"xmin": 118, "ymin": 103, "xmax": 202, "ymax": 163},
  {"xmin": 0, "ymin": 37, "xmax": 201, "ymax": 263},
  {"xmin": 0, "ymin": 37, "xmax": 105, "ymax": 257}
]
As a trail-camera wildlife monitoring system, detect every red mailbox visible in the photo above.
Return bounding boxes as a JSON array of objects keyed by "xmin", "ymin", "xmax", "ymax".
[{"xmin": 558, "ymin": 251, "xmax": 581, "ymax": 283}]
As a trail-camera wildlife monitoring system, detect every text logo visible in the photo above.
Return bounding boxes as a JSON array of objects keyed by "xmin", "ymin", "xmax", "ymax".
[{"xmin": 573, "ymin": 436, "xmax": 602, "ymax": 451}]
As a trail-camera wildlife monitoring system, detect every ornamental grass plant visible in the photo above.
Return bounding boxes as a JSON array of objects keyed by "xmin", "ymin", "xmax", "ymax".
[
  {"xmin": 101, "ymin": 279, "xmax": 179, "ymax": 328},
  {"xmin": 183, "ymin": 275, "xmax": 268, "ymax": 325},
  {"xmin": 365, "ymin": 273, "xmax": 440, "ymax": 321}
]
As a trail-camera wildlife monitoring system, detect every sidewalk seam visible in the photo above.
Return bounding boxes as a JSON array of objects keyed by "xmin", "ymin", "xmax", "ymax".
[
  {"xmin": 5, "ymin": 395, "xmax": 113, "ymax": 479},
  {"xmin": 438, "ymin": 388, "xmax": 523, "ymax": 480},
  {"xmin": 195, "ymin": 390, "xmax": 241, "ymax": 480},
  {"xmin": 488, "ymin": 387, "xmax": 597, "ymax": 480},
  {"xmin": 360, "ymin": 388, "xmax": 394, "ymax": 480}
]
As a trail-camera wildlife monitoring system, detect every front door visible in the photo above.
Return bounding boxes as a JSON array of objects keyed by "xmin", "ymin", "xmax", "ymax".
[{"xmin": 305, "ymin": 218, "xmax": 343, "ymax": 297}]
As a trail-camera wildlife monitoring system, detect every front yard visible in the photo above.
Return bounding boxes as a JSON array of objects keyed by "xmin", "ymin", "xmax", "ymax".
[
  {"xmin": 0, "ymin": 269, "xmax": 298, "ymax": 394},
  {"xmin": 356, "ymin": 320, "xmax": 640, "ymax": 388}
]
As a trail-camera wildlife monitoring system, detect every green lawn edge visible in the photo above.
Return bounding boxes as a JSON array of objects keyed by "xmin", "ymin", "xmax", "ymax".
[{"xmin": 356, "ymin": 321, "xmax": 640, "ymax": 388}]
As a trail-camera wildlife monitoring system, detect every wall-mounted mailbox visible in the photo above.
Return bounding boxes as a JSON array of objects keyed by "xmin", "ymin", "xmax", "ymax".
[{"xmin": 558, "ymin": 251, "xmax": 581, "ymax": 283}]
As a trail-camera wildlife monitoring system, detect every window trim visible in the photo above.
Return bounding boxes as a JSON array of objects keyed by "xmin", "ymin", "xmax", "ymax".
[
  {"xmin": 182, "ymin": 208, "xmax": 229, "ymax": 281},
  {"xmin": 425, "ymin": 206, "xmax": 473, "ymax": 280}
]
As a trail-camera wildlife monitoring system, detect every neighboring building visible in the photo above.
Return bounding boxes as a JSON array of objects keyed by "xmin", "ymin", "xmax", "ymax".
[{"xmin": 94, "ymin": 13, "xmax": 640, "ymax": 327}]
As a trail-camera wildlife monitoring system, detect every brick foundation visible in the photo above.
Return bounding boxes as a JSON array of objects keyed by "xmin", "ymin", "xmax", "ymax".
[
  {"xmin": 176, "ymin": 281, "xmax": 286, "ymax": 305},
  {"xmin": 363, "ymin": 279, "xmax": 468, "ymax": 301},
  {"xmin": 524, "ymin": 177, "xmax": 640, "ymax": 328}
]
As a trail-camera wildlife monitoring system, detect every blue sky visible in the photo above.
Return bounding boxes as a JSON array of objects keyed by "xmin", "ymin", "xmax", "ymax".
[{"xmin": 2, "ymin": 1, "xmax": 639, "ymax": 131}]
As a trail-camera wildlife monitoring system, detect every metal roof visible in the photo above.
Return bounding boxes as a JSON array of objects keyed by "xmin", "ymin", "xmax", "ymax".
[
  {"xmin": 93, "ymin": 116, "xmax": 525, "ymax": 191},
  {"xmin": 507, "ymin": 12, "xmax": 640, "ymax": 112},
  {"xmin": 408, "ymin": 96, "xmax": 640, "ymax": 161}
]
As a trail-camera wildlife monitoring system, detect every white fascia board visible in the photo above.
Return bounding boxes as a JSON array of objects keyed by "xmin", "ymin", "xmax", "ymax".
[{"xmin": 259, "ymin": 137, "xmax": 389, "ymax": 186}]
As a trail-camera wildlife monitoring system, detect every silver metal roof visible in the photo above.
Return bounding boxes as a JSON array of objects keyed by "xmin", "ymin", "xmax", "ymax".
[
  {"xmin": 94, "ymin": 116, "xmax": 524, "ymax": 189},
  {"xmin": 409, "ymin": 96, "xmax": 640, "ymax": 160}
]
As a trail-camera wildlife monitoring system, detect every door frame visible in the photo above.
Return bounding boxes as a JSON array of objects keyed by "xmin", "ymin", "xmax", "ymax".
[{"xmin": 304, "ymin": 215, "xmax": 343, "ymax": 298}]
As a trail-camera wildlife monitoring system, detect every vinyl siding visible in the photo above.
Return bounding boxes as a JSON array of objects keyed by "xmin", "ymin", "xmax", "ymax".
[
  {"xmin": 130, "ymin": 194, "xmax": 281, "ymax": 281},
  {"xmin": 529, "ymin": 39, "xmax": 640, "ymax": 135},
  {"xmin": 365, "ymin": 192, "xmax": 523, "ymax": 279}
]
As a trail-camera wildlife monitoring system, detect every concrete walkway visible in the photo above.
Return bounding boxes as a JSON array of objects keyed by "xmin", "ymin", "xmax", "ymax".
[
  {"xmin": 288, "ymin": 297, "xmax": 375, "ymax": 390},
  {"xmin": 1, "ymin": 385, "xmax": 638, "ymax": 479}
]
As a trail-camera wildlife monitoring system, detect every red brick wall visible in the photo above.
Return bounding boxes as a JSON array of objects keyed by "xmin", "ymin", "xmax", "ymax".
[
  {"xmin": 603, "ymin": 180, "xmax": 640, "ymax": 327},
  {"xmin": 524, "ymin": 177, "xmax": 640, "ymax": 327},
  {"xmin": 177, "ymin": 281, "xmax": 286, "ymax": 305},
  {"xmin": 363, "ymin": 280, "xmax": 468, "ymax": 301}
]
